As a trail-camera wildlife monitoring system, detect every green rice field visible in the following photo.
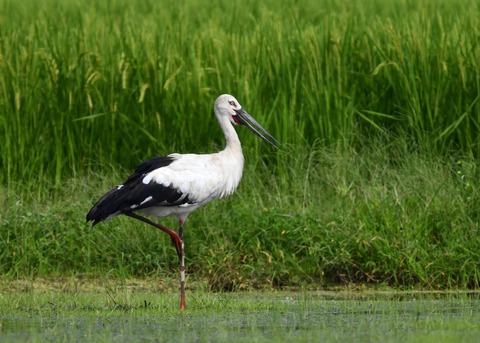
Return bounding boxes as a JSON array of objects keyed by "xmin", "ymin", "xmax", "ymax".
[{"xmin": 1, "ymin": 3, "xmax": 480, "ymax": 340}]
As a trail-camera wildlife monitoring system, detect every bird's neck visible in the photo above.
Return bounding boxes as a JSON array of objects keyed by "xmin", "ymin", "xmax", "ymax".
[
  {"xmin": 225, "ymin": 129, "xmax": 242, "ymax": 153},
  {"xmin": 218, "ymin": 115, "xmax": 242, "ymax": 153},
  {"xmin": 217, "ymin": 117, "xmax": 244, "ymax": 198}
]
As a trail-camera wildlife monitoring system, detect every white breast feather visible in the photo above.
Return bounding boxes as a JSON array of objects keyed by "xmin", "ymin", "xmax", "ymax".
[{"xmin": 142, "ymin": 151, "xmax": 244, "ymax": 205}]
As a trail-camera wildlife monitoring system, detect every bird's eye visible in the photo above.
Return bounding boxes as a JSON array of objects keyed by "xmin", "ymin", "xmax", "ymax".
[{"xmin": 229, "ymin": 101, "xmax": 236, "ymax": 106}]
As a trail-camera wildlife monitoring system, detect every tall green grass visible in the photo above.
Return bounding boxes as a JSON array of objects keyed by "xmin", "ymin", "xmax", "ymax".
[
  {"xmin": 1, "ymin": 0, "xmax": 480, "ymax": 188},
  {"xmin": 1, "ymin": 138, "xmax": 479, "ymax": 289},
  {"xmin": 1, "ymin": 0, "xmax": 480, "ymax": 289}
]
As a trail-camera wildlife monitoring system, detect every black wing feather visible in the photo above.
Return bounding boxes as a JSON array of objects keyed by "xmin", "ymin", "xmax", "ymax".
[{"xmin": 86, "ymin": 156, "xmax": 191, "ymax": 226}]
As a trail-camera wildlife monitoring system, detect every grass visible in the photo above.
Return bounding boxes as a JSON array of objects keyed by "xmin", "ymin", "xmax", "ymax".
[
  {"xmin": 1, "ymin": 138, "xmax": 479, "ymax": 289},
  {"xmin": 1, "ymin": 0, "xmax": 480, "ymax": 187},
  {"xmin": 1, "ymin": 0, "xmax": 480, "ymax": 291},
  {"xmin": 1, "ymin": 282, "xmax": 479, "ymax": 342}
]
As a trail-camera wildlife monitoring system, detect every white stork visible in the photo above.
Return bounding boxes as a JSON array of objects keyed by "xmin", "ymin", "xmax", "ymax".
[{"xmin": 86, "ymin": 94, "xmax": 278, "ymax": 310}]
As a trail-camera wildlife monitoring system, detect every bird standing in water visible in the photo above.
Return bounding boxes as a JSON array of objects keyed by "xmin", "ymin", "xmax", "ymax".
[{"xmin": 86, "ymin": 94, "xmax": 279, "ymax": 310}]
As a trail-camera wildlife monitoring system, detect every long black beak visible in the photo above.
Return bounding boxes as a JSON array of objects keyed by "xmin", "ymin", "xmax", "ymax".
[{"xmin": 235, "ymin": 108, "xmax": 280, "ymax": 148}]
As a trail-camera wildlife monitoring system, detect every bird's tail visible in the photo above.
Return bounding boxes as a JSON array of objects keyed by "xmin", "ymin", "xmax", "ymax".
[{"xmin": 86, "ymin": 187, "xmax": 122, "ymax": 226}]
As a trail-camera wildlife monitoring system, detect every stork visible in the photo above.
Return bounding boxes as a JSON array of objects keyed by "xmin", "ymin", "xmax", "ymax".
[{"xmin": 86, "ymin": 94, "xmax": 279, "ymax": 310}]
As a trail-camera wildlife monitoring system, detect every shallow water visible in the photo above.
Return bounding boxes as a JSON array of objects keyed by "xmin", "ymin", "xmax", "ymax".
[{"xmin": 1, "ymin": 293, "xmax": 479, "ymax": 342}]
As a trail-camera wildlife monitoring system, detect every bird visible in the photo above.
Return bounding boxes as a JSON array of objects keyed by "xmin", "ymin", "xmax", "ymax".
[{"xmin": 86, "ymin": 94, "xmax": 279, "ymax": 310}]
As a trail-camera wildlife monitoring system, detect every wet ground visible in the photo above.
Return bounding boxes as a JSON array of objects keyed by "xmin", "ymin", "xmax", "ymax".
[{"xmin": 1, "ymin": 292, "xmax": 479, "ymax": 342}]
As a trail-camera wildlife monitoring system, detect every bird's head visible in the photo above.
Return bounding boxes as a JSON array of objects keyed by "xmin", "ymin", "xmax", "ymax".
[{"xmin": 214, "ymin": 94, "xmax": 279, "ymax": 148}]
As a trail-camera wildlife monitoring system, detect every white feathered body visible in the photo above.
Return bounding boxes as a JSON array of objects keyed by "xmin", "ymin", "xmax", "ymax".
[
  {"xmin": 86, "ymin": 93, "xmax": 276, "ymax": 228},
  {"xmin": 139, "ymin": 148, "xmax": 244, "ymax": 220}
]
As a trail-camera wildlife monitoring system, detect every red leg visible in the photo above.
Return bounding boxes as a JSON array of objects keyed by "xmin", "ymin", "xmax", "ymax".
[
  {"xmin": 179, "ymin": 219, "xmax": 186, "ymax": 310},
  {"xmin": 123, "ymin": 211, "xmax": 186, "ymax": 310}
]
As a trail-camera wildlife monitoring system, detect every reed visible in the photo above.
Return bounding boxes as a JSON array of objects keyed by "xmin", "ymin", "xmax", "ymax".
[
  {"xmin": 1, "ymin": 138, "xmax": 479, "ymax": 289},
  {"xmin": 1, "ymin": 0, "xmax": 479, "ymax": 188},
  {"xmin": 1, "ymin": 0, "xmax": 480, "ymax": 289}
]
